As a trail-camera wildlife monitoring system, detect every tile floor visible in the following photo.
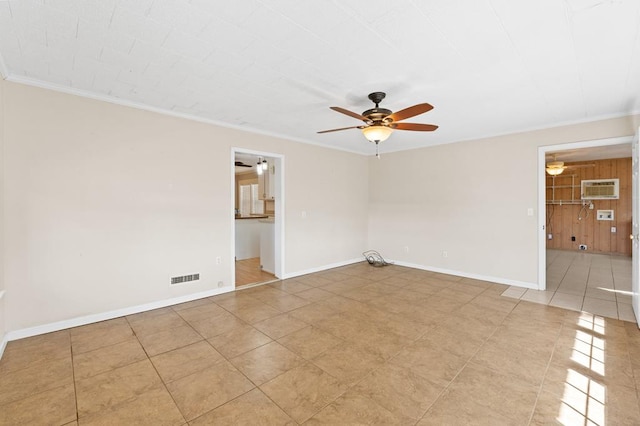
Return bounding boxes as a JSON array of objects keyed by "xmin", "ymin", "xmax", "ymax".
[
  {"xmin": 503, "ymin": 250, "xmax": 636, "ymax": 322},
  {"xmin": 1, "ymin": 262, "xmax": 640, "ymax": 425}
]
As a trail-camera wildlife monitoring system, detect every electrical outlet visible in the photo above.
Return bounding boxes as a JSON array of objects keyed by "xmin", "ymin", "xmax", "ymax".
[
  {"xmin": 216, "ymin": 256, "xmax": 221, "ymax": 265},
  {"xmin": 404, "ymin": 246, "xmax": 409, "ymax": 253},
  {"xmin": 611, "ymin": 226, "xmax": 617, "ymax": 233},
  {"xmin": 571, "ymin": 236, "xmax": 576, "ymax": 241},
  {"xmin": 442, "ymin": 251, "xmax": 448, "ymax": 258},
  {"xmin": 548, "ymin": 234, "xmax": 553, "ymax": 240}
]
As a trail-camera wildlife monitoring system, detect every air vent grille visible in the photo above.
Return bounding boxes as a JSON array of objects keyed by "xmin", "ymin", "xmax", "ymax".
[
  {"xmin": 171, "ymin": 273, "xmax": 200, "ymax": 285},
  {"xmin": 581, "ymin": 179, "xmax": 619, "ymax": 200}
]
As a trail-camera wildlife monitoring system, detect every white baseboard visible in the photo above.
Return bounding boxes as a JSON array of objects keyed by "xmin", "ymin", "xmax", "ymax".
[
  {"xmin": 5, "ymin": 286, "xmax": 233, "ymax": 343},
  {"xmin": 281, "ymin": 258, "xmax": 363, "ymax": 280},
  {"xmin": 392, "ymin": 260, "xmax": 539, "ymax": 289}
]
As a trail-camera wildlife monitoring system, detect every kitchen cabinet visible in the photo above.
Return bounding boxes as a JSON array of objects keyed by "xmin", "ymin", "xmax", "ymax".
[{"xmin": 258, "ymin": 167, "xmax": 275, "ymax": 200}]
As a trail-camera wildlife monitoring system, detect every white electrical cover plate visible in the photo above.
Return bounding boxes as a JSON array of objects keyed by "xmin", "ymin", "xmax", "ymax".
[{"xmin": 596, "ymin": 210, "xmax": 614, "ymax": 221}]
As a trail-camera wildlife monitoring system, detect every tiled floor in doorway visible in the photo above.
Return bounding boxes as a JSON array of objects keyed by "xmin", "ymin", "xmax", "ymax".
[{"xmin": 502, "ymin": 249, "xmax": 635, "ymax": 321}]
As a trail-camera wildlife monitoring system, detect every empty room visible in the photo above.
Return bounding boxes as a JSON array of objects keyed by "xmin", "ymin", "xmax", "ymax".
[{"xmin": 1, "ymin": 1, "xmax": 640, "ymax": 425}]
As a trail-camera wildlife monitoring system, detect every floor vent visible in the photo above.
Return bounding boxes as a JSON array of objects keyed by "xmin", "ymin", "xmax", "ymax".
[{"xmin": 171, "ymin": 273, "xmax": 200, "ymax": 285}]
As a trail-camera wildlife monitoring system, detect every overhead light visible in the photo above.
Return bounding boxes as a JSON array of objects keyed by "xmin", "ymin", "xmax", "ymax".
[
  {"xmin": 256, "ymin": 158, "xmax": 263, "ymax": 175},
  {"xmin": 546, "ymin": 161, "xmax": 565, "ymax": 176},
  {"xmin": 361, "ymin": 125, "xmax": 393, "ymax": 143},
  {"xmin": 261, "ymin": 159, "xmax": 268, "ymax": 171}
]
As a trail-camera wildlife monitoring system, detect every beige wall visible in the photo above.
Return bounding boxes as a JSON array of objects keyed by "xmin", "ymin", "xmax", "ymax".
[
  {"xmin": 3, "ymin": 81, "xmax": 368, "ymax": 332},
  {"xmin": 368, "ymin": 115, "xmax": 639, "ymax": 286}
]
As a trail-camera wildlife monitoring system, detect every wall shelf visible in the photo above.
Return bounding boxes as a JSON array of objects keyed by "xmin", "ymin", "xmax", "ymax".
[{"xmin": 546, "ymin": 174, "xmax": 580, "ymax": 205}]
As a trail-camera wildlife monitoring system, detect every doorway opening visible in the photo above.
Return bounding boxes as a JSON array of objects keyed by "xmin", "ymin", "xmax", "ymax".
[
  {"xmin": 232, "ymin": 149, "xmax": 284, "ymax": 288},
  {"xmin": 537, "ymin": 136, "xmax": 634, "ymax": 321}
]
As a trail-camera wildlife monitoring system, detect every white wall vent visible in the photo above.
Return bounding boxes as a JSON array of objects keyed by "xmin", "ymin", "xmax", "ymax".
[
  {"xmin": 170, "ymin": 273, "xmax": 200, "ymax": 285},
  {"xmin": 581, "ymin": 179, "xmax": 619, "ymax": 200}
]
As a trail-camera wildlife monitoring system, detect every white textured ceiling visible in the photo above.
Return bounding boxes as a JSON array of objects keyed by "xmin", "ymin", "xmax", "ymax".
[{"xmin": 1, "ymin": 0, "xmax": 639, "ymax": 155}]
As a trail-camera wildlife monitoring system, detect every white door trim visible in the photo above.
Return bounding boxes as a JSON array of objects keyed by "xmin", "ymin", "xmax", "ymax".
[
  {"xmin": 231, "ymin": 148, "xmax": 285, "ymax": 285},
  {"xmin": 538, "ymin": 136, "xmax": 633, "ymax": 290}
]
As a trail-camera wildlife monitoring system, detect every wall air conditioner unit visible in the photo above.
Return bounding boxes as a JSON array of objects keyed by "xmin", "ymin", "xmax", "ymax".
[{"xmin": 581, "ymin": 179, "xmax": 619, "ymax": 200}]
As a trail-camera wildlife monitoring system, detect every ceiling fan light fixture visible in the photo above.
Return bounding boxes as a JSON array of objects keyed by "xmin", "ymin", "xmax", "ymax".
[
  {"xmin": 546, "ymin": 161, "xmax": 566, "ymax": 176},
  {"xmin": 362, "ymin": 125, "xmax": 393, "ymax": 143},
  {"xmin": 546, "ymin": 167, "xmax": 564, "ymax": 176},
  {"xmin": 256, "ymin": 158, "xmax": 263, "ymax": 175}
]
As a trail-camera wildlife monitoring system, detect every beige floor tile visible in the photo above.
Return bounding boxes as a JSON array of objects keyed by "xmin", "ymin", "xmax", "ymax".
[
  {"xmin": 75, "ymin": 359, "xmax": 162, "ymax": 418},
  {"xmin": 136, "ymin": 324, "xmax": 203, "ymax": 357},
  {"xmin": 170, "ymin": 297, "xmax": 216, "ymax": 312},
  {"xmin": 268, "ymin": 279, "xmax": 313, "ymax": 294},
  {"xmin": 305, "ymin": 390, "xmax": 412, "ymax": 425},
  {"xmin": 352, "ymin": 363, "xmax": 444, "ymax": 420},
  {"xmin": 501, "ymin": 286, "xmax": 527, "ymax": 299},
  {"xmin": 78, "ymin": 386, "xmax": 185, "ymax": 426},
  {"xmin": 70, "ymin": 318, "xmax": 134, "ymax": 355},
  {"xmin": 73, "ymin": 336, "xmax": 147, "ymax": 380},
  {"xmin": 127, "ymin": 310, "xmax": 188, "ymax": 336},
  {"xmin": 0, "ymin": 330, "xmax": 70, "ymax": 375},
  {"xmin": 288, "ymin": 302, "xmax": 339, "ymax": 323},
  {"xmin": 550, "ymin": 292, "xmax": 584, "ymax": 311},
  {"xmin": 618, "ymin": 302, "xmax": 636, "ymax": 322},
  {"xmin": 277, "ymin": 326, "xmax": 343, "ymax": 360},
  {"xmin": 231, "ymin": 302, "xmax": 282, "ymax": 324},
  {"xmin": 424, "ymin": 294, "xmax": 466, "ymax": 313},
  {"xmin": 172, "ymin": 302, "xmax": 228, "ymax": 323},
  {"xmin": 165, "ymin": 360, "xmax": 254, "ymax": 421},
  {"xmin": 0, "ymin": 356, "xmax": 73, "ymax": 406},
  {"xmin": 150, "ymin": 341, "xmax": 225, "ymax": 383},
  {"xmin": 230, "ymin": 341, "xmax": 305, "ymax": 385},
  {"xmin": 312, "ymin": 343, "xmax": 386, "ymax": 387},
  {"xmin": 582, "ymin": 296, "xmax": 618, "ymax": 320},
  {"xmin": 293, "ymin": 274, "xmax": 334, "ymax": 287},
  {"xmin": 471, "ymin": 338, "xmax": 551, "ymax": 387},
  {"xmin": 207, "ymin": 324, "xmax": 271, "ymax": 358},
  {"xmin": 261, "ymin": 293, "xmax": 312, "ymax": 312},
  {"xmin": 0, "ymin": 383, "xmax": 76, "ymax": 425},
  {"xmin": 295, "ymin": 287, "xmax": 335, "ymax": 302},
  {"xmin": 186, "ymin": 311, "xmax": 246, "ymax": 339},
  {"xmin": 390, "ymin": 344, "xmax": 468, "ymax": 388},
  {"xmin": 253, "ymin": 313, "xmax": 308, "ymax": 339},
  {"xmin": 189, "ymin": 388, "xmax": 294, "ymax": 425},
  {"xmin": 417, "ymin": 325, "xmax": 487, "ymax": 359},
  {"xmin": 467, "ymin": 293, "xmax": 519, "ymax": 314},
  {"xmin": 420, "ymin": 362, "xmax": 538, "ymax": 425},
  {"xmin": 260, "ymin": 363, "xmax": 348, "ymax": 423},
  {"xmin": 521, "ymin": 289, "xmax": 555, "ymax": 304}
]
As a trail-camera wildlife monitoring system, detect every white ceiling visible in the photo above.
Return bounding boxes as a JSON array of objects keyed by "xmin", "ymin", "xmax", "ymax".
[{"xmin": 1, "ymin": 0, "xmax": 639, "ymax": 156}]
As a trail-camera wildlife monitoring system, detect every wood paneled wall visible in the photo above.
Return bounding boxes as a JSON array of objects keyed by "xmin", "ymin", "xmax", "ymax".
[{"xmin": 546, "ymin": 158, "xmax": 631, "ymax": 256}]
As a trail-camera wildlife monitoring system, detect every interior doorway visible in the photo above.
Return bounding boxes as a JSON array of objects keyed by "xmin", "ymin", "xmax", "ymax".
[
  {"xmin": 232, "ymin": 149, "xmax": 284, "ymax": 288},
  {"xmin": 537, "ymin": 136, "xmax": 634, "ymax": 321}
]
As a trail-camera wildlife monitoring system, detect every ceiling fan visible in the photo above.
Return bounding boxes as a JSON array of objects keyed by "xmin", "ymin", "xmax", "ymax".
[
  {"xmin": 318, "ymin": 92, "xmax": 438, "ymax": 155},
  {"xmin": 546, "ymin": 155, "xmax": 595, "ymax": 176},
  {"xmin": 234, "ymin": 161, "xmax": 252, "ymax": 168}
]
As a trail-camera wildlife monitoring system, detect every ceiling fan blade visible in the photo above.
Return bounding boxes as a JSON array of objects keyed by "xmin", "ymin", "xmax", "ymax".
[
  {"xmin": 234, "ymin": 161, "xmax": 252, "ymax": 167},
  {"xmin": 393, "ymin": 122, "xmax": 439, "ymax": 131},
  {"xmin": 330, "ymin": 106, "xmax": 370, "ymax": 122},
  {"xmin": 565, "ymin": 164, "xmax": 595, "ymax": 169},
  {"xmin": 317, "ymin": 125, "xmax": 363, "ymax": 134},
  {"xmin": 387, "ymin": 103, "xmax": 433, "ymax": 122}
]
